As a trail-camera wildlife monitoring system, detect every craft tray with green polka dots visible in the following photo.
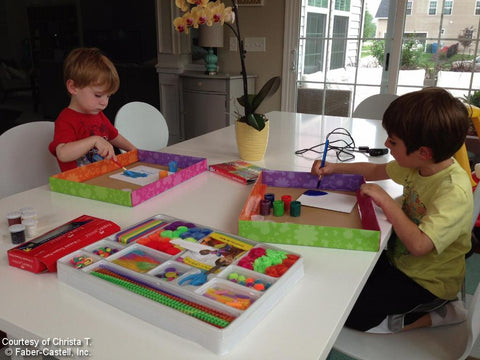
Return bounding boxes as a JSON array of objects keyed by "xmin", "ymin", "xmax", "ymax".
[{"xmin": 56, "ymin": 214, "xmax": 304, "ymax": 355}]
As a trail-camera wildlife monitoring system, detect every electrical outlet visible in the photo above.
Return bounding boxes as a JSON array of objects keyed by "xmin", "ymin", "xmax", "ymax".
[
  {"xmin": 244, "ymin": 37, "xmax": 266, "ymax": 52},
  {"xmin": 229, "ymin": 37, "xmax": 238, "ymax": 51}
]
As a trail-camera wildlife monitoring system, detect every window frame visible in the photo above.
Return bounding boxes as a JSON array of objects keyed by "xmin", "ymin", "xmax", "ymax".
[
  {"xmin": 443, "ymin": 0, "xmax": 453, "ymax": 15},
  {"xmin": 428, "ymin": 0, "xmax": 437, "ymax": 16},
  {"xmin": 406, "ymin": 1, "xmax": 412, "ymax": 16}
]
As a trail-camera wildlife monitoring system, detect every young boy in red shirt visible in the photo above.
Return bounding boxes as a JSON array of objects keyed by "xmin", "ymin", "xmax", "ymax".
[{"xmin": 49, "ymin": 47, "xmax": 136, "ymax": 172}]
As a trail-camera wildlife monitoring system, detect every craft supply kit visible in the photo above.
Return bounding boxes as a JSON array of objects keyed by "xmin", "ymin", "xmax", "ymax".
[
  {"xmin": 49, "ymin": 150, "xmax": 207, "ymax": 206},
  {"xmin": 57, "ymin": 214, "xmax": 304, "ymax": 355},
  {"xmin": 7, "ymin": 215, "xmax": 120, "ymax": 273},
  {"xmin": 238, "ymin": 170, "xmax": 381, "ymax": 251}
]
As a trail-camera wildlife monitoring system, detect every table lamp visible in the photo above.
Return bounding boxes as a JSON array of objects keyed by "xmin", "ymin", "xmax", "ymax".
[{"xmin": 198, "ymin": 23, "xmax": 224, "ymax": 75}]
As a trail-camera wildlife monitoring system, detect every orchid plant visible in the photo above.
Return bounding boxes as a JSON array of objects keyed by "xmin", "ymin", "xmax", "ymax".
[{"xmin": 174, "ymin": 0, "xmax": 280, "ymax": 131}]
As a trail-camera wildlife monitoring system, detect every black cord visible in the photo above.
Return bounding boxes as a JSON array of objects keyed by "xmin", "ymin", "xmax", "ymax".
[
  {"xmin": 295, "ymin": 127, "xmax": 356, "ymax": 162},
  {"xmin": 294, "ymin": 127, "xmax": 388, "ymax": 161}
]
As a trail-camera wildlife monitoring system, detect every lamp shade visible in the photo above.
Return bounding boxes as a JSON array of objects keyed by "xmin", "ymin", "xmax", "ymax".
[{"xmin": 198, "ymin": 23, "xmax": 224, "ymax": 48}]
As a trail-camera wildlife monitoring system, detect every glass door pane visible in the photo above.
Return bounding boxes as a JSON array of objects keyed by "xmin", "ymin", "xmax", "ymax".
[
  {"xmin": 296, "ymin": 0, "xmax": 386, "ymax": 117},
  {"xmin": 331, "ymin": 15, "xmax": 349, "ymax": 69},
  {"xmin": 291, "ymin": 0, "xmax": 480, "ymax": 116}
]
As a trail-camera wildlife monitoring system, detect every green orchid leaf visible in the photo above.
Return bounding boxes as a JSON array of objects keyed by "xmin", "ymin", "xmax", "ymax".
[
  {"xmin": 237, "ymin": 94, "xmax": 255, "ymax": 109},
  {"xmin": 245, "ymin": 113, "xmax": 266, "ymax": 131},
  {"xmin": 245, "ymin": 113, "xmax": 259, "ymax": 130},
  {"xmin": 251, "ymin": 76, "xmax": 281, "ymax": 113}
]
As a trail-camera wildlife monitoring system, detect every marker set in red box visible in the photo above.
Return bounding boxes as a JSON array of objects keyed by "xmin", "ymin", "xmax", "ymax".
[{"xmin": 7, "ymin": 215, "xmax": 120, "ymax": 273}]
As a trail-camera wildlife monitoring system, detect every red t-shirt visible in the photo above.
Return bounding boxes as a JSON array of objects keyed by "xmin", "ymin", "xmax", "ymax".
[{"xmin": 49, "ymin": 108, "xmax": 119, "ymax": 172}]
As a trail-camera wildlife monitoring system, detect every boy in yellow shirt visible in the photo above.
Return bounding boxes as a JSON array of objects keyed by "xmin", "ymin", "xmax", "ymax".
[{"xmin": 312, "ymin": 87, "xmax": 472, "ymax": 332}]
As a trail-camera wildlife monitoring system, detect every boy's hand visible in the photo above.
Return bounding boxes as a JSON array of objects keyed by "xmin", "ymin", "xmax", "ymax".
[
  {"xmin": 94, "ymin": 137, "xmax": 116, "ymax": 159},
  {"xmin": 359, "ymin": 183, "xmax": 392, "ymax": 208},
  {"xmin": 311, "ymin": 160, "xmax": 336, "ymax": 178}
]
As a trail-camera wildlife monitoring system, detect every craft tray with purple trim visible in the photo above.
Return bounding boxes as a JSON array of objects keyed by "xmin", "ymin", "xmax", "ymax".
[
  {"xmin": 56, "ymin": 214, "xmax": 304, "ymax": 355},
  {"xmin": 238, "ymin": 170, "xmax": 382, "ymax": 251},
  {"xmin": 49, "ymin": 150, "xmax": 207, "ymax": 206}
]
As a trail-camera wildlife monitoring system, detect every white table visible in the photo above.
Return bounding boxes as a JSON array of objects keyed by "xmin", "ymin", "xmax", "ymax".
[{"xmin": 0, "ymin": 112, "xmax": 401, "ymax": 360}]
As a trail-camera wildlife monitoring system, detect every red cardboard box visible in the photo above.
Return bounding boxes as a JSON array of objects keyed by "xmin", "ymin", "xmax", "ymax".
[{"xmin": 7, "ymin": 215, "xmax": 120, "ymax": 273}]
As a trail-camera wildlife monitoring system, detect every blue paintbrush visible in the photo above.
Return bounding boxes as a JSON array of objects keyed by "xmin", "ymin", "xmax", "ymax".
[{"xmin": 316, "ymin": 139, "xmax": 329, "ymax": 189}]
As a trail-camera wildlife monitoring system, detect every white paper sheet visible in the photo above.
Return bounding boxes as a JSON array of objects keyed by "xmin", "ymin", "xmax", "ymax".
[
  {"xmin": 297, "ymin": 190, "xmax": 357, "ymax": 213},
  {"xmin": 109, "ymin": 165, "xmax": 170, "ymax": 186}
]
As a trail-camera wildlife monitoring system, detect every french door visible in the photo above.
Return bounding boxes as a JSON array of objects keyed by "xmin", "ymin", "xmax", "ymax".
[{"xmin": 282, "ymin": 0, "xmax": 480, "ymax": 116}]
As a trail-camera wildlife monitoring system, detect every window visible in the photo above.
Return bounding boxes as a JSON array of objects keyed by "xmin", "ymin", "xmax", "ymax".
[
  {"xmin": 476, "ymin": 1, "xmax": 480, "ymax": 15},
  {"xmin": 443, "ymin": 0, "xmax": 453, "ymax": 15},
  {"xmin": 429, "ymin": 1, "xmax": 437, "ymax": 15},
  {"xmin": 308, "ymin": 0, "xmax": 328, "ymax": 7},
  {"xmin": 406, "ymin": 1, "xmax": 412, "ymax": 15},
  {"xmin": 331, "ymin": 16, "xmax": 348, "ymax": 69},
  {"xmin": 335, "ymin": 0, "xmax": 350, "ymax": 12},
  {"xmin": 304, "ymin": 12, "xmax": 326, "ymax": 74}
]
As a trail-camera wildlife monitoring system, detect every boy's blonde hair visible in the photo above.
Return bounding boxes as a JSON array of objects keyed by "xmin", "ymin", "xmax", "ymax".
[
  {"xmin": 383, "ymin": 87, "xmax": 469, "ymax": 163},
  {"xmin": 63, "ymin": 47, "xmax": 119, "ymax": 94}
]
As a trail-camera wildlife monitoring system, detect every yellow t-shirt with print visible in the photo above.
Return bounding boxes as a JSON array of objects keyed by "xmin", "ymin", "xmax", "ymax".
[{"xmin": 386, "ymin": 159, "xmax": 472, "ymax": 300}]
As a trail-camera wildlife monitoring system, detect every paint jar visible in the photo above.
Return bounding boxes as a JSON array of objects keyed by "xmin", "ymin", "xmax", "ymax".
[
  {"xmin": 260, "ymin": 200, "xmax": 271, "ymax": 216},
  {"xmin": 9, "ymin": 224, "xmax": 26, "ymax": 244},
  {"xmin": 281, "ymin": 195, "xmax": 292, "ymax": 211},
  {"xmin": 6, "ymin": 211, "xmax": 22, "ymax": 226},
  {"xmin": 22, "ymin": 218, "xmax": 39, "ymax": 238},
  {"xmin": 21, "ymin": 210, "xmax": 37, "ymax": 222},
  {"xmin": 251, "ymin": 214, "xmax": 265, "ymax": 221},
  {"xmin": 20, "ymin": 207, "xmax": 35, "ymax": 215},
  {"xmin": 273, "ymin": 200, "xmax": 285, "ymax": 217},
  {"xmin": 168, "ymin": 161, "xmax": 178, "ymax": 173},
  {"xmin": 290, "ymin": 201, "xmax": 301, "ymax": 217},
  {"xmin": 264, "ymin": 193, "xmax": 275, "ymax": 207},
  {"xmin": 159, "ymin": 170, "xmax": 169, "ymax": 178}
]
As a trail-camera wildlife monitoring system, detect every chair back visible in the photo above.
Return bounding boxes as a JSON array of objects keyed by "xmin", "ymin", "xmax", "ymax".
[
  {"xmin": 114, "ymin": 101, "xmax": 169, "ymax": 152},
  {"xmin": 0, "ymin": 121, "xmax": 59, "ymax": 199},
  {"xmin": 353, "ymin": 94, "xmax": 399, "ymax": 120},
  {"xmin": 455, "ymin": 104, "xmax": 480, "ymax": 188},
  {"xmin": 472, "ymin": 183, "xmax": 480, "ymax": 229},
  {"xmin": 461, "ymin": 282, "xmax": 480, "ymax": 359},
  {"xmin": 296, "ymin": 88, "xmax": 351, "ymax": 117}
]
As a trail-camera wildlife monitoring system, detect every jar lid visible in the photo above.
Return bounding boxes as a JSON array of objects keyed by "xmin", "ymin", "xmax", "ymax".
[
  {"xmin": 6, "ymin": 211, "xmax": 21, "ymax": 219},
  {"xmin": 21, "ymin": 211, "xmax": 37, "ymax": 219},
  {"xmin": 22, "ymin": 218, "xmax": 38, "ymax": 226},
  {"xmin": 9, "ymin": 224, "xmax": 26, "ymax": 233}
]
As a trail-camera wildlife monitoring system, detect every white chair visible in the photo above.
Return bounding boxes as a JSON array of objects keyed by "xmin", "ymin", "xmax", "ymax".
[
  {"xmin": 0, "ymin": 121, "xmax": 59, "ymax": 199},
  {"xmin": 333, "ymin": 184, "xmax": 480, "ymax": 360},
  {"xmin": 333, "ymin": 282, "xmax": 480, "ymax": 360},
  {"xmin": 114, "ymin": 101, "xmax": 169, "ymax": 152},
  {"xmin": 353, "ymin": 94, "xmax": 399, "ymax": 120}
]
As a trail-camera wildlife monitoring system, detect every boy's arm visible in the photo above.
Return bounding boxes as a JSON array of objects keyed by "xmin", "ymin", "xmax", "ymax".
[
  {"xmin": 55, "ymin": 136, "xmax": 116, "ymax": 162},
  {"xmin": 360, "ymin": 183, "xmax": 435, "ymax": 256},
  {"xmin": 311, "ymin": 161, "xmax": 389, "ymax": 181},
  {"xmin": 110, "ymin": 134, "xmax": 137, "ymax": 152}
]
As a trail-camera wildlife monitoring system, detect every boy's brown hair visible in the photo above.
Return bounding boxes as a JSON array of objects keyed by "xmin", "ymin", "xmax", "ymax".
[
  {"xmin": 63, "ymin": 47, "xmax": 119, "ymax": 94},
  {"xmin": 382, "ymin": 87, "xmax": 469, "ymax": 163}
]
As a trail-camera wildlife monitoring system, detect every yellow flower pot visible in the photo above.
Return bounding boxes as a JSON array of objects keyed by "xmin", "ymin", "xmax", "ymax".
[{"xmin": 235, "ymin": 119, "xmax": 269, "ymax": 161}]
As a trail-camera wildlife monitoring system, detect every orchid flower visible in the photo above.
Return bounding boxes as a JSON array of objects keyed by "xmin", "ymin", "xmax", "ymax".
[
  {"xmin": 191, "ymin": 6, "xmax": 208, "ymax": 27},
  {"xmin": 175, "ymin": 0, "xmax": 189, "ymax": 12},
  {"xmin": 173, "ymin": 16, "xmax": 188, "ymax": 33}
]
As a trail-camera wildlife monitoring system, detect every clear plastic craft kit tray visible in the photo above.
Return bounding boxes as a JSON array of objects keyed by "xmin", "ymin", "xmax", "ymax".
[{"xmin": 57, "ymin": 214, "xmax": 304, "ymax": 355}]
